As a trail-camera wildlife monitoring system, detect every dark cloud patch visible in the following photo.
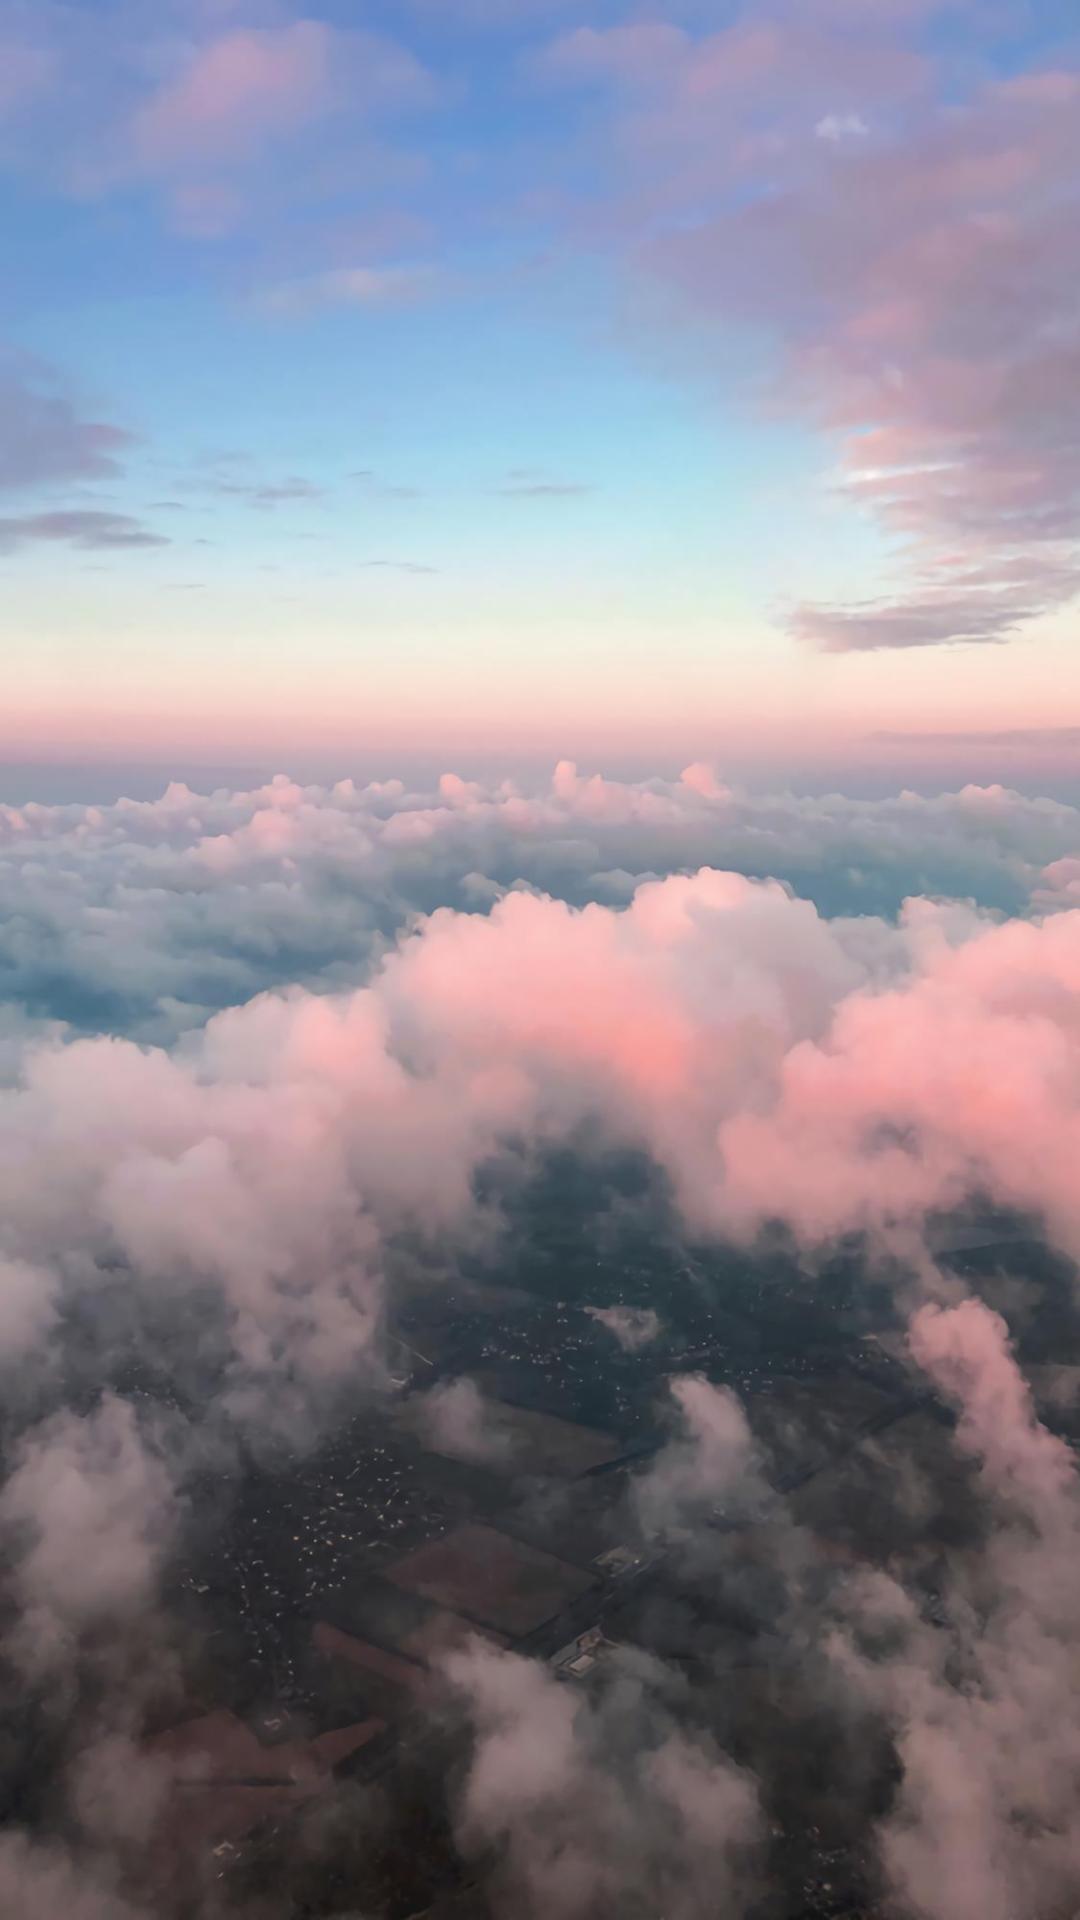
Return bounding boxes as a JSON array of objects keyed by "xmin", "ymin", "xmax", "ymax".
[{"xmin": 792, "ymin": 591, "xmax": 1034, "ymax": 652}]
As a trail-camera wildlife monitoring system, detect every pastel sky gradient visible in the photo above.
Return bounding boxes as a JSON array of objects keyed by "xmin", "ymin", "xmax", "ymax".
[{"xmin": 3, "ymin": 0, "xmax": 1079, "ymax": 787}]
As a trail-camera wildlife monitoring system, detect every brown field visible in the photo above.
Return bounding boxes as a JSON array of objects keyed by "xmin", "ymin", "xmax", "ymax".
[{"xmin": 386, "ymin": 1522, "xmax": 596, "ymax": 1637}]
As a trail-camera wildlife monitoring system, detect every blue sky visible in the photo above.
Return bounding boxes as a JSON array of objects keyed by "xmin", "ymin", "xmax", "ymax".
[{"xmin": 2, "ymin": 0, "xmax": 1078, "ymax": 782}]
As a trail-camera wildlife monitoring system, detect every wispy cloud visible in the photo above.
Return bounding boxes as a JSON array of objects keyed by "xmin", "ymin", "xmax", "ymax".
[
  {"xmin": 261, "ymin": 263, "xmax": 438, "ymax": 315},
  {"xmin": 214, "ymin": 474, "xmax": 324, "ymax": 508},
  {"xmin": 815, "ymin": 111, "xmax": 869, "ymax": 142},
  {"xmin": 535, "ymin": 4, "xmax": 1080, "ymax": 648},
  {"xmin": 0, "ymin": 10, "xmax": 436, "ymax": 237},
  {"xmin": 497, "ymin": 469, "xmax": 592, "ymax": 499},
  {"xmin": 350, "ymin": 470, "xmax": 423, "ymax": 500},
  {"xmin": 0, "ymin": 352, "xmax": 133, "ymax": 492},
  {"xmin": 0, "ymin": 510, "xmax": 166, "ymax": 552}
]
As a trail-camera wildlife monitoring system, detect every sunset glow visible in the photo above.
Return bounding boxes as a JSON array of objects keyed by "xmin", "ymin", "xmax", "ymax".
[{"xmin": 4, "ymin": 5, "xmax": 1080, "ymax": 1918}]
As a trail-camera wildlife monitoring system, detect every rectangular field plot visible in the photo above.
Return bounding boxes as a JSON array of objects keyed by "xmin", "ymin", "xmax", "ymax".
[{"xmin": 386, "ymin": 1522, "xmax": 597, "ymax": 1637}]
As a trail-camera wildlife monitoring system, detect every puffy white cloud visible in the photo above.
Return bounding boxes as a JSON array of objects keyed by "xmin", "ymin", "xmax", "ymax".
[
  {"xmin": 442, "ymin": 1636, "xmax": 761, "ymax": 1919},
  {"xmin": 636, "ymin": 1375, "xmax": 762, "ymax": 1538},
  {"xmin": 585, "ymin": 1303, "xmax": 661, "ymax": 1349},
  {"xmin": 0, "ymin": 1396, "xmax": 178, "ymax": 1675},
  {"xmin": 822, "ymin": 1297, "xmax": 1080, "ymax": 1920},
  {"xmin": 413, "ymin": 1376, "xmax": 514, "ymax": 1465}
]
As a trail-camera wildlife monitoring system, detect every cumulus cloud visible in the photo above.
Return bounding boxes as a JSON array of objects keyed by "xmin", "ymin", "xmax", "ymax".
[
  {"xmin": 0, "ymin": 756, "xmax": 1078, "ymax": 1913},
  {"xmin": 1, "ymin": 763, "xmax": 1076, "ymax": 1044},
  {"xmin": 712, "ymin": 903, "xmax": 1080, "ymax": 1256},
  {"xmin": 585, "ymin": 1303, "xmax": 661, "ymax": 1349},
  {"xmin": 0, "ymin": 1004, "xmax": 400, "ymax": 1402},
  {"xmin": 1, "ymin": 781, "xmax": 1080, "ymax": 1426},
  {"xmin": 909, "ymin": 1298, "xmax": 1075, "ymax": 1512},
  {"xmin": 636, "ymin": 1375, "xmax": 762, "ymax": 1538},
  {"xmin": 0, "ymin": 1396, "xmax": 178, "ymax": 1676},
  {"xmin": 442, "ymin": 1636, "xmax": 761, "ymax": 1919},
  {"xmin": 821, "ymin": 1295, "xmax": 1080, "ymax": 1920},
  {"xmin": 413, "ymin": 1376, "xmax": 514, "ymax": 1465}
]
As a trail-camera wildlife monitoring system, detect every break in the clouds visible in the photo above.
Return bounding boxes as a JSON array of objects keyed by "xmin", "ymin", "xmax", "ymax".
[{"xmin": 0, "ymin": 1396, "xmax": 179, "ymax": 1679}]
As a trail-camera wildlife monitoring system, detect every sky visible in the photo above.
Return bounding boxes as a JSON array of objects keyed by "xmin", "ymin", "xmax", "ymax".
[{"xmin": 2, "ymin": 0, "xmax": 1079, "ymax": 789}]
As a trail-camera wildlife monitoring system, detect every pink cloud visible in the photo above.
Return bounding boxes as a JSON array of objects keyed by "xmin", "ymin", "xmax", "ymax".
[
  {"xmin": 441, "ymin": 1635, "xmax": 759, "ymax": 1916},
  {"xmin": 909, "ymin": 1298, "xmax": 1075, "ymax": 1509},
  {"xmin": 0, "ymin": 39, "xmax": 55, "ymax": 116},
  {"xmin": 836, "ymin": 1295, "xmax": 1080, "ymax": 1920},
  {"xmin": 534, "ymin": 22, "xmax": 691, "ymax": 90},
  {"xmin": 8, "ymin": 815, "xmax": 1080, "ymax": 1407},
  {"xmin": 636, "ymin": 1374, "xmax": 762, "ymax": 1536},
  {"xmin": 131, "ymin": 22, "xmax": 345, "ymax": 171},
  {"xmin": 536, "ymin": 2, "xmax": 1080, "ymax": 648},
  {"xmin": 0, "ymin": 7, "xmax": 434, "ymax": 240},
  {"xmin": 715, "ymin": 903, "xmax": 1080, "ymax": 1254}
]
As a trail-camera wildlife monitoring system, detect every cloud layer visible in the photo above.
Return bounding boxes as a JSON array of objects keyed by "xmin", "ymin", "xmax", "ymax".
[
  {"xmin": 0, "ymin": 758, "xmax": 1077, "ymax": 1914},
  {"xmin": 0, "ymin": 767, "xmax": 1078, "ymax": 1439},
  {"xmin": 2, "ymin": 763, "xmax": 1078, "ymax": 1044}
]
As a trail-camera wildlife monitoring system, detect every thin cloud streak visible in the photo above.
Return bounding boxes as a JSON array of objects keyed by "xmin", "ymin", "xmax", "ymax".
[{"xmin": 0, "ymin": 510, "xmax": 167, "ymax": 552}]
